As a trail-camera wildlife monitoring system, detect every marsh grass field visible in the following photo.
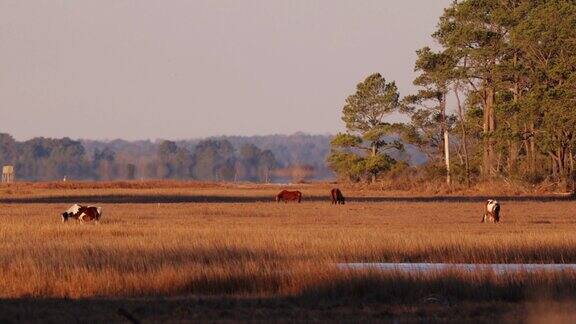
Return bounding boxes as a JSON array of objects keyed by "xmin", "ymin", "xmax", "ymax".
[{"xmin": 1, "ymin": 182, "xmax": 576, "ymax": 322}]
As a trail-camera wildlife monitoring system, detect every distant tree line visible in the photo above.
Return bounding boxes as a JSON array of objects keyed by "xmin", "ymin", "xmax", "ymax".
[
  {"xmin": 330, "ymin": 0, "xmax": 576, "ymax": 190},
  {"xmin": 153, "ymin": 139, "xmax": 277, "ymax": 182},
  {"xmin": 0, "ymin": 132, "xmax": 352, "ymax": 182},
  {"xmin": 0, "ymin": 133, "xmax": 91, "ymax": 181}
]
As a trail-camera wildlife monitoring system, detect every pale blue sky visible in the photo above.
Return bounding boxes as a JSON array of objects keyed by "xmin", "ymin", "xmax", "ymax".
[{"xmin": 1, "ymin": 0, "xmax": 451, "ymax": 140}]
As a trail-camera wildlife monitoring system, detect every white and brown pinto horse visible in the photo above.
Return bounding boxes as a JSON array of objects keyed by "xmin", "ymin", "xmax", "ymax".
[
  {"xmin": 61, "ymin": 204, "xmax": 103, "ymax": 223},
  {"xmin": 482, "ymin": 199, "xmax": 501, "ymax": 223}
]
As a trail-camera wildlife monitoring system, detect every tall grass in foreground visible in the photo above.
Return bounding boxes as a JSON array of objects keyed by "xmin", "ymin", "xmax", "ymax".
[
  {"xmin": 1, "ymin": 186, "xmax": 576, "ymax": 300},
  {"xmin": 3, "ymin": 256, "xmax": 576, "ymax": 302}
]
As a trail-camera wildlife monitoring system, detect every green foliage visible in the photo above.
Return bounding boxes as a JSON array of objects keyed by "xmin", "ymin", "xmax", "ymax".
[
  {"xmin": 330, "ymin": 133, "xmax": 362, "ymax": 148},
  {"xmin": 364, "ymin": 154, "xmax": 396, "ymax": 179},
  {"xmin": 236, "ymin": 144, "xmax": 277, "ymax": 182},
  {"xmin": 158, "ymin": 140, "xmax": 178, "ymax": 161},
  {"xmin": 191, "ymin": 140, "xmax": 235, "ymax": 181},
  {"xmin": 402, "ymin": 44, "xmax": 458, "ymax": 178},
  {"xmin": 156, "ymin": 140, "xmax": 186, "ymax": 179},
  {"xmin": 0, "ymin": 133, "xmax": 17, "ymax": 166},
  {"xmin": 342, "ymin": 73, "xmax": 400, "ymax": 133},
  {"xmin": 93, "ymin": 147, "xmax": 117, "ymax": 180},
  {"xmin": 416, "ymin": 0, "xmax": 576, "ymax": 186},
  {"xmin": 329, "ymin": 73, "xmax": 404, "ymax": 182},
  {"xmin": 326, "ymin": 151, "xmax": 365, "ymax": 182},
  {"xmin": 14, "ymin": 137, "xmax": 89, "ymax": 181},
  {"xmin": 513, "ymin": 0, "xmax": 576, "ymax": 181}
]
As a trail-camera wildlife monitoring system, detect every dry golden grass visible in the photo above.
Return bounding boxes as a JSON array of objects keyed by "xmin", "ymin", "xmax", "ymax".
[
  {"xmin": 1, "ymin": 178, "xmax": 568, "ymax": 199},
  {"xmin": 1, "ymin": 182, "xmax": 576, "ymax": 305}
]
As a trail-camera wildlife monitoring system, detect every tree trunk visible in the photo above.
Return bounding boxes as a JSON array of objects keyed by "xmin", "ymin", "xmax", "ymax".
[
  {"xmin": 371, "ymin": 144, "xmax": 377, "ymax": 183},
  {"xmin": 482, "ymin": 86, "xmax": 489, "ymax": 177},
  {"xmin": 488, "ymin": 87, "xmax": 496, "ymax": 176},
  {"xmin": 483, "ymin": 85, "xmax": 496, "ymax": 178},
  {"xmin": 444, "ymin": 130, "xmax": 451, "ymax": 186},
  {"xmin": 509, "ymin": 51, "xmax": 520, "ymax": 176},
  {"xmin": 570, "ymin": 147, "xmax": 574, "ymax": 172},
  {"xmin": 440, "ymin": 90, "xmax": 450, "ymax": 186},
  {"xmin": 558, "ymin": 145, "xmax": 571, "ymax": 191},
  {"xmin": 529, "ymin": 122, "xmax": 536, "ymax": 172},
  {"xmin": 454, "ymin": 84, "xmax": 470, "ymax": 187},
  {"xmin": 508, "ymin": 140, "xmax": 519, "ymax": 175},
  {"xmin": 569, "ymin": 147, "xmax": 575, "ymax": 193},
  {"xmin": 522, "ymin": 124, "xmax": 531, "ymax": 172},
  {"xmin": 551, "ymin": 154, "xmax": 558, "ymax": 178},
  {"xmin": 508, "ymin": 52, "xmax": 520, "ymax": 175}
]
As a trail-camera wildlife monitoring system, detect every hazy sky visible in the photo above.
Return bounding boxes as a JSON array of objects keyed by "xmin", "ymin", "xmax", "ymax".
[{"xmin": 1, "ymin": 0, "xmax": 451, "ymax": 141}]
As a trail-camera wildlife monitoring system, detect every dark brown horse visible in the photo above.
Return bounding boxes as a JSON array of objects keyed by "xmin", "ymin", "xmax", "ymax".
[
  {"xmin": 276, "ymin": 190, "xmax": 302, "ymax": 203},
  {"xmin": 330, "ymin": 188, "xmax": 345, "ymax": 204}
]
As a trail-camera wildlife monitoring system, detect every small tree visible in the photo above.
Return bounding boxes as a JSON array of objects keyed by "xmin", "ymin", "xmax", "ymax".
[
  {"xmin": 328, "ymin": 73, "xmax": 404, "ymax": 182},
  {"xmin": 157, "ymin": 140, "xmax": 178, "ymax": 178},
  {"xmin": 93, "ymin": 147, "xmax": 116, "ymax": 180},
  {"xmin": 256, "ymin": 149, "xmax": 277, "ymax": 183}
]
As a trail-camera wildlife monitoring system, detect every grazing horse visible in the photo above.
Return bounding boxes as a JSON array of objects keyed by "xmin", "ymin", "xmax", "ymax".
[
  {"xmin": 276, "ymin": 190, "xmax": 302, "ymax": 203},
  {"xmin": 61, "ymin": 204, "xmax": 103, "ymax": 223},
  {"xmin": 482, "ymin": 199, "xmax": 500, "ymax": 223},
  {"xmin": 331, "ymin": 188, "xmax": 345, "ymax": 204}
]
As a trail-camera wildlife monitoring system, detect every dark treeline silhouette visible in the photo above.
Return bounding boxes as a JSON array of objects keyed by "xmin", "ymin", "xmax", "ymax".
[{"xmin": 0, "ymin": 133, "xmax": 352, "ymax": 182}]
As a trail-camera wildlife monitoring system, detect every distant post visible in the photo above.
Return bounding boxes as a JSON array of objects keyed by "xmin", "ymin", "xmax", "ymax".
[{"xmin": 2, "ymin": 165, "xmax": 15, "ymax": 184}]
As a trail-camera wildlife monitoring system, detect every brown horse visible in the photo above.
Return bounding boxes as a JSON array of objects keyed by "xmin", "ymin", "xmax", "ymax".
[
  {"xmin": 276, "ymin": 190, "xmax": 302, "ymax": 203},
  {"xmin": 330, "ymin": 188, "xmax": 345, "ymax": 204}
]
